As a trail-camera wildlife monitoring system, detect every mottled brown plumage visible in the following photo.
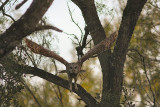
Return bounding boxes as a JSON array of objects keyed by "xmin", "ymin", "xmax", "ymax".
[
  {"xmin": 25, "ymin": 32, "xmax": 118, "ymax": 91},
  {"xmin": 25, "ymin": 38, "xmax": 68, "ymax": 66},
  {"xmin": 79, "ymin": 32, "xmax": 117, "ymax": 64}
]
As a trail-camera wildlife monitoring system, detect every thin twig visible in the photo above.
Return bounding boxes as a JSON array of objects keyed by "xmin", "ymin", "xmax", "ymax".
[
  {"xmin": 1, "ymin": 8, "xmax": 15, "ymax": 22},
  {"xmin": 128, "ymin": 48, "xmax": 156, "ymax": 106},
  {"xmin": 18, "ymin": 44, "xmax": 38, "ymax": 67},
  {"xmin": 0, "ymin": 0, "xmax": 9, "ymax": 10},
  {"xmin": 63, "ymin": 32, "xmax": 80, "ymax": 46},
  {"xmin": 53, "ymin": 86, "xmax": 64, "ymax": 107},
  {"xmin": 67, "ymin": 2, "xmax": 83, "ymax": 38},
  {"xmin": 21, "ymin": 80, "xmax": 42, "ymax": 107}
]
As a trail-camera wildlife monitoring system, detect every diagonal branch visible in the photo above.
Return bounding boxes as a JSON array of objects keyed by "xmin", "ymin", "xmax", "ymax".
[
  {"xmin": 0, "ymin": 0, "xmax": 9, "ymax": 10},
  {"xmin": 34, "ymin": 25, "xmax": 63, "ymax": 33},
  {"xmin": 21, "ymin": 65, "xmax": 99, "ymax": 106},
  {"xmin": 113, "ymin": 0, "xmax": 148, "ymax": 63},
  {"xmin": 1, "ymin": 8, "xmax": 15, "ymax": 22},
  {"xmin": 0, "ymin": 0, "xmax": 54, "ymax": 58},
  {"xmin": 128, "ymin": 48, "xmax": 156, "ymax": 106},
  {"xmin": 21, "ymin": 80, "xmax": 42, "ymax": 107},
  {"xmin": 81, "ymin": 26, "xmax": 89, "ymax": 49},
  {"xmin": 67, "ymin": 2, "xmax": 83, "ymax": 39},
  {"xmin": 15, "ymin": 0, "xmax": 27, "ymax": 10},
  {"xmin": 0, "ymin": 55, "xmax": 98, "ymax": 106}
]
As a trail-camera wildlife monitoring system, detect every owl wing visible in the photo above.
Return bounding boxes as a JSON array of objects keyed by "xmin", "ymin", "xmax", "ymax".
[
  {"xmin": 25, "ymin": 38, "xmax": 69, "ymax": 66},
  {"xmin": 79, "ymin": 32, "xmax": 118, "ymax": 64}
]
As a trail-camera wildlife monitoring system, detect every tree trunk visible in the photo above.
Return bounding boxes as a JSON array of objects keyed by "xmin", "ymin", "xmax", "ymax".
[{"xmin": 71, "ymin": 0, "xmax": 147, "ymax": 106}]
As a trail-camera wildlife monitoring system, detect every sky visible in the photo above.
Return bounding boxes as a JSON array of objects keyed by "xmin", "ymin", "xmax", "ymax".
[{"xmin": 46, "ymin": 0, "xmax": 85, "ymax": 62}]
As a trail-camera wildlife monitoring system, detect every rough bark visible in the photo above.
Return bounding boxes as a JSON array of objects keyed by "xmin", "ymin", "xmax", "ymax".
[
  {"xmin": 101, "ymin": 0, "xmax": 147, "ymax": 106},
  {"xmin": 24, "ymin": 66, "xmax": 98, "ymax": 106},
  {"xmin": 0, "ymin": 0, "xmax": 54, "ymax": 58},
  {"xmin": 71, "ymin": 0, "xmax": 147, "ymax": 106},
  {"xmin": 0, "ymin": 56, "xmax": 99, "ymax": 106}
]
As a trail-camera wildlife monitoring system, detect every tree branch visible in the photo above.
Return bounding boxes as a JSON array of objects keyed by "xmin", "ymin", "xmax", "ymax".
[
  {"xmin": 101, "ymin": 0, "xmax": 147, "ymax": 106},
  {"xmin": 21, "ymin": 80, "xmax": 42, "ymax": 107},
  {"xmin": 0, "ymin": 0, "xmax": 9, "ymax": 10},
  {"xmin": 76, "ymin": 26, "xmax": 89, "ymax": 59},
  {"xmin": 15, "ymin": 0, "xmax": 27, "ymax": 10},
  {"xmin": 71, "ymin": 0, "xmax": 148, "ymax": 106},
  {"xmin": 22, "ymin": 65, "xmax": 99, "ymax": 106},
  {"xmin": 0, "ymin": 0, "xmax": 54, "ymax": 58},
  {"xmin": 113, "ymin": 0, "xmax": 147, "ymax": 63},
  {"xmin": 128, "ymin": 48, "xmax": 156, "ymax": 106},
  {"xmin": 34, "ymin": 25, "xmax": 63, "ymax": 33},
  {"xmin": 1, "ymin": 8, "xmax": 15, "ymax": 22},
  {"xmin": 0, "ymin": 55, "xmax": 98, "ymax": 106}
]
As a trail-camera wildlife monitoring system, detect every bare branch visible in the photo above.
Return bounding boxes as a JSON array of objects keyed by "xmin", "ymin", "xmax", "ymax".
[
  {"xmin": 53, "ymin": 86, "xmax": 64, "ymax": 107},
  {"xmin": 15, "ymin": 0, "xmax": 27, "ymax": 10},
  {"xmin": 1, "ymin": 8, "xmax": 15, "ymax": 22},
  {"xmin": 76, "ymin": 26, "xmax": 89, "ymax": 60},
  {"xmin": 128, "ymin": 48, "xmax": 157, "ymax": 106},
  {"xmin": 63, "ymin": 32, "xmax": 80, "ymax": 46},
  {"xmin": 0, "ymin": 0, "xmax": 54, "ymax": 58},
  {"xmin": 81, "ymin": 27, "xmax": 89, "ymax": 49},
  {"xmin": 67, "ymin": 2, "xmax": 83, "ymax": 38},
  {"xmin": 21, "ymin": 80, "xmax": 42, "ymax": 107},
  {"xmin": 34, "ymin": 25, "xmax": 63, "ymax": 32},
  {"xmin": 0, "ymin": 0, "xmax": 9, "ymax": 10},
  {"xmin": 22, "ymin": 65, "xmax": 99, "ymax": 106},
  {"xmin": 0, "ymin": 55, "xmax": 98, "ymax": 106}
]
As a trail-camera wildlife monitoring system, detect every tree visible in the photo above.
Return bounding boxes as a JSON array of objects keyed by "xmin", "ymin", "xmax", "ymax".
[
  {"xmin": 118, "ymin": 0, "xmax": 160, "ymax": 106},
  {"xmin": 0, "ymin": 0, "xmax": 154, "ymax": 106}
]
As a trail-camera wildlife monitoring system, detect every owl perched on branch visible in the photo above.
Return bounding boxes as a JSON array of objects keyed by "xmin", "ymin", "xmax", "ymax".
[{"xmin": 25, "ymin": 32, "xmax": 117, "ymax": 92}]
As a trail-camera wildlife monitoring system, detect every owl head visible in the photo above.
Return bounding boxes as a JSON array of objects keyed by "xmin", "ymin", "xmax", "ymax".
[{"xmin": 66, "ymin": 63, "xmax": 81, "ymax": 74}]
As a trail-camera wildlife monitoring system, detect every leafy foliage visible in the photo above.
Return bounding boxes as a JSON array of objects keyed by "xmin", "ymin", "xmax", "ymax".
[
  {"xmin": 120, "ymin": 0, "xmax": 160, "ymax": 106},
  {"xmin": 0, "ymin": 54, "xmax": 24, "ymax": 107}
]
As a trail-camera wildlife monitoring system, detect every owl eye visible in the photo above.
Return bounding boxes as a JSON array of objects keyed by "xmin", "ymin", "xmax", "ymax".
[
  {"xmin": 75, "ymin": 67, "xmax": 77, "ymax": 69},
  {"xmin": 70, "ymin": 67, "xmax": 72, "ymax": 69}
]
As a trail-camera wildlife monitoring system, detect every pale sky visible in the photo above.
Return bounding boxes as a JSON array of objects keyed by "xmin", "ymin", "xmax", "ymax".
[
  {"xmin": 10, "ymin": 0, "xmax": 118, "ymax": 62},
  {"xmin": 44, "ymin": 0, "xmax": 118, "ymax": 62},
  {"xmin": 46, "ymin": 0, "xmax": 85, "ymax": 62}
]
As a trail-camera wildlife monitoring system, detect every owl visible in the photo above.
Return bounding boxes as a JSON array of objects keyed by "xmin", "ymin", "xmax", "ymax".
[{"xmin": 25, "ymin": 32, "xmax": 117, "ymax": 92}]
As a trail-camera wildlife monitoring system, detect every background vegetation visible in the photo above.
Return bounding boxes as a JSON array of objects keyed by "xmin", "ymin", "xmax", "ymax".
[{"xmin": 0, "ymin": 0, "xmax": 160, "ymax": 106}]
